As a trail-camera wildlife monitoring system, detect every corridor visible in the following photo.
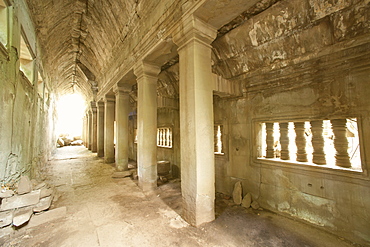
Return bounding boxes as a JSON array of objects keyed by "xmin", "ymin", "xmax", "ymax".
[{"xmin": 1, "ymin": 146, "xmax": 357, "ymax": 247}]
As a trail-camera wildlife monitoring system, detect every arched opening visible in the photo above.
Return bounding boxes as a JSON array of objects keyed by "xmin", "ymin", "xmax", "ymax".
[{"xmin": 56, "ymin": 93, "xmax": 86, "ymax": 146}]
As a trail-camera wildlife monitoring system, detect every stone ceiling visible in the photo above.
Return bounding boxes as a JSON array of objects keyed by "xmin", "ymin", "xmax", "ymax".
[
  {"xmin": 25, "ymin": 0, "xmax": 280, "ymax": 101},
  {"xmin": 26, "ymin": 0, "xmax": 141, "ymax": 99}
]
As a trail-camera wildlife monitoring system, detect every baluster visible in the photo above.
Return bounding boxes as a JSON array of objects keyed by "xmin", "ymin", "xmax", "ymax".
[
  {"xmin": 331, "ymin": 119, "xmax": 351, "ymax": 168},
  {"xmin": 311, "ymin": 120, "xmax": 326, "ymax": 165},
  {"xmin": 279, "ymin": 122, "xmax": 289, "ymax": 160},
  {"xmin": 169, "ymin": 129, "xmax": 172, "ymax": 147},
  {"xmin": 157, "ymin": 129, "xmax": 159, "ymax": 146},
  {"xmin": 295, "ymin": 122, "xmax": 308, "ymax": 162},
  {"xmin": 265, "ymin": 123, "xmax": 275, "ymax": 158},
  {"xmin": 166, "ymin": 128, "xmax": 170, "ymax": 147}
]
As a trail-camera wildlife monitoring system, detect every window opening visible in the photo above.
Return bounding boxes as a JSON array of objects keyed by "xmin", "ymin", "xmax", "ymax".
[
  {"xmin": 0, "ymin": 0, "xmax": 7, "ymax": 47},
  {"xmin": 258, "ymin": 118, "xmax": 362, "ymax": 171},
  {"xmin": 214, "ymin": 125, "xmax": 224, "ymax": 155},
  {"xmin": 157, "ymin": 127, "xmax": 172, "ymax": 148},
  {"xmin": 20, "ymin": 34, "xmax": 34, "ymax": 83}
]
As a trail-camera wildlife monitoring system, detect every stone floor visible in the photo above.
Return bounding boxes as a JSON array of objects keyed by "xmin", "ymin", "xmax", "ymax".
[{"xmin": 0, "ymin": 146, "xmax": 361, "ymax": 247}]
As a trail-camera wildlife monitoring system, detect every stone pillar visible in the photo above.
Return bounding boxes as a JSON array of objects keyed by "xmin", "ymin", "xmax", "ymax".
[
  {"xmin": 265, "ymin": 122, "xmax": 275, "ymax": 158},
  {"xmin": 134, "ymin": 61, "xmax": 160, "ymax": 191},
  {"xmin": 88, "ymin": 110, "xmax": 92, "ymax": 150},
  {"xmin": 91, "ymin": 102, "xmax": 97, "ymax": 153},
  {"xmin": 104, "ymin": 95, "xmax": 115, "ymax": 163},
  {"xmin": 311, "ymin": 120, "xmax": 326, "ymax": 165},
  {"xmin": 173, "ymin": 15, "xmax": 217, "ymax": 226},
  {"xmin": 295, "ymin": 122, "xmax": 308, "ymax": 162},
  {"xmin": 331, "ymin": 119, "xmax": 351, "ymax": 168},
  {"xmin": 96, "ymin": 101, "xmax": 105, "ymax": 157},
  {"xmin": 279, "ymin": 122, "xmax": 289, "ymax": 160},
  {"xmin": 113, "ymin": 84, "xmax": 131, "ymax": 171}
]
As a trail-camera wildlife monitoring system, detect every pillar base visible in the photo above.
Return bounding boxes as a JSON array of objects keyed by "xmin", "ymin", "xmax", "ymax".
[
  {"xmin": 104, "ymin": 157, "xmax": 115, "ymax": 163},
  {"xmin": 139, "ymin": 180, "xmax": 157, "ymax": 192}
]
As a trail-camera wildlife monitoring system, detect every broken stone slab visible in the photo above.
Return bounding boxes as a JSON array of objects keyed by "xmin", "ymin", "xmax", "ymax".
[
  {"xmin": 232, "ymin": 181, "xmax": 243, "ymax": 205},
  {"xmin": 17, "ymin": 176, "xmax": 32, "ymax": 195},
  {"xmin": 13, "ymin": 206, "xmax": 33, "ymax": 227},
  {"xmin": 33, "ymin": 196, "xmax": 53, "ymax": 213},
  {"xmin": 34, "ymin": 182, "xmax": 47, "ymax": 190},
  {"xmin": 1, "ymin": 190, "xmax": 40, "ymax": 211},
  {"xmin": 0, "ymin": 189, "xmax": 15, "ymax": 198},
  {"xmin": 112, "ymin": 170, "xmax": 132, "ymax": 178},
  {"xmin": 241, "ymin": 193, "xmax": 252, "ymax": 208},
  {"xmin": 0, "ymin": 210, "xmax": 14, "ymax": 228},
  {"xmin": 251, "ymin": 201, "xmax": 260, "ymax": 210},
  {"xmin": 40, "ymin": 187, "xmax": 54, "ymax": 198},
  {"xmin": 27, "ymin": 207, "xmax": 66, "ymax": 228}
]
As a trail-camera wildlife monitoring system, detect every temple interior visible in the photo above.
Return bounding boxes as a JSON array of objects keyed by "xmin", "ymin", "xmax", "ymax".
[{"xmin": 0, "ymin": 0, "xmax": 369, "ymax": 246}]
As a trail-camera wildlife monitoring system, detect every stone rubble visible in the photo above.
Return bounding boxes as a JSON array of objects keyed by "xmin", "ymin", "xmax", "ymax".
[
  {"xmin": 0, "ymin": 176, "xmax": 64, "ymax": 233},
  {"xmin": 233, "ymin": 182, "xmax": 262, "ymax": 210},
  {"xmin": 232, "ymin": 181, "xmax": 243, "ymax": 205},
  {"xmin": 241, "ymin": 193, "xmax": 252, "ymax": 208}
]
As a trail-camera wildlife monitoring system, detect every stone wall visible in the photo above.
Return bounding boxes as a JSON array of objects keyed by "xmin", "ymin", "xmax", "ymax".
[
  {"xmin": 0, "ymin": 0, "xmax": 56, "ymax": 186},
  {"xmin": 211, "ymin": 0, "xmax": 370, "ymax": 244}
]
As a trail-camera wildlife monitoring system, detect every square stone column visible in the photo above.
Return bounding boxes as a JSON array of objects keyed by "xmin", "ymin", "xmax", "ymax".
[
  {"xmin": 88, "ymin": 110, "xmax": 92, "ymax": 150},
  {"xmin": 104, "ymin": 95, "xmax": 115, "ymax": 163},
  {"xmin": 96, "ymin": 101, "xmax": 105, "ymax": 157},
  {"xmin": 173, "ymin": 14, "xmax": 217, "ymax": 226},
  {"xmin": 113, "ymin": 84, "xmax": 131, "ymax": 171},
  {"xmin": 134, "ymin": 62, "xmax": 161, "ymax": 191},
  {"xmin": 91, "ymin": 102, "xmax": 97, "ymax": 153}
]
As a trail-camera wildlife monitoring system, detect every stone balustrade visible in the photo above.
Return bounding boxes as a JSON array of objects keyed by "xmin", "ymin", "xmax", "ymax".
[{"xmin": 261, "ymin": 118, "xmax": 359, "ymax": 169}]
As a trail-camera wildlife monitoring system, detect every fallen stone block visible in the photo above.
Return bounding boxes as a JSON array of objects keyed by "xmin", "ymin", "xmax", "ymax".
[
  {"xmin": 27, "ymin": 207, "xmax": 67, "ymax": 228},
  {"xmin": 40, "ymin": 187, "xmax": 54, "ymax": 198},
  {"xmin": 0, "ymin": 189, "xmax": 14, "ymax": 198},
  {"xmin": 0, "ymin": 210, "xmax": 13, "ymax": 228},
  {"xmin": 13, "ymin": 206, "xmax": 33, "ymax": 227},
  {"xmin": 17, "ymin": 176, "xmax": 32, "ymax": 195},
  {"xmin": 232, "ymin": 181, "xmax": 243, "ymax": 205},
  {"xmin": 1, "ymin": 190, "xmax": 40, "ymax": 211},
  {"xmin": 251, "ymin": 201, "xmax": 260, "ymax": 210},
  {"xmin": 33, "ymin": 196, "xmax": 53, "ymax": 212},
  {"xmin": 112, "ymin": 170, "xmax": 132, "ymax": 178},
  {"xmin": 241, "ymin": 193, "xmax": 252, "ymax": 208}
]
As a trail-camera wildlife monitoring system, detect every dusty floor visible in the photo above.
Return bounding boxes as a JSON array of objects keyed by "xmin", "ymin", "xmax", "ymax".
[{"xmin": 0, "ymin": 146, "xmax": 362, "ymax": 247}]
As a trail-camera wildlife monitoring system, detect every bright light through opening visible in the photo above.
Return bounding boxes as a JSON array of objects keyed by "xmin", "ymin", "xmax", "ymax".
[{"xmin": 56, "ymin": 94, "xmax": 86, "ymax": 138}]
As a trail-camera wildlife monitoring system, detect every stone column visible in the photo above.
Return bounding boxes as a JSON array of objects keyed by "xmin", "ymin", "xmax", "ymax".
[
  {"xmin": 311, "ymin": 120, "xmax": 326, "ymax": 165},
  {"xmin": 265, "ymin": 122, "xmax": 275, "ymax": 158},
  {"xmin": 96, "ymin": 101, "xmax": 105, "ymax": 157},
  {"xmin": 104, "ymin": 95, "xmax": 115, "ymax": 163},
  {"xmin": 91, "ymin": 102, "xmax": 97, "ymax": 153},
  {"xmin": 279, "ymin": 122, "xmax": 289, "ymax": 160},
  {"xmin": 88, "ymin": 110, "xmax": 92, "ymax": 150},
  {"xmin": 331, "ymin": 119, "xmax": 351, "ymax": 168},
  {"xmin": 173, "ymin": 15, "xmax": 217, "ymax": 227},
  {"xmin": 113, "ymin": 84, "xmax": 131, "ymax": 172},
  {"xmin": 295, "ymin": 122, "xmax": 308, "ymax": 162},
  {"xmin": 134, "ymin": 61, "xmax": 160, "ymax": 191}
]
